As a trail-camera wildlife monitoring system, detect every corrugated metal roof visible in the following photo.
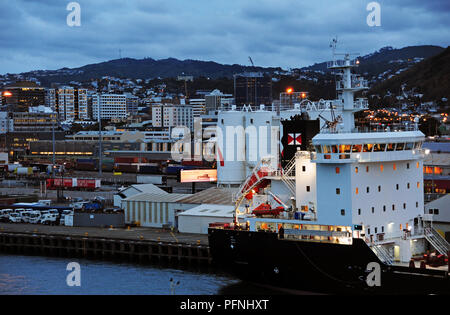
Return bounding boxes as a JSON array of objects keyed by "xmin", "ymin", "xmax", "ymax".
[
  {"xmin": 177, "ymin": 187, "xmax": 239, "ymax": 205},
  {"xmin": 131, "ymin": 184, "xmax": 168, "ymax": 195},
  {"xmin": 124, "ymin": 192, "xmax": 191, "ymax": 203},
  {"xmin": 178, "ymin": 204, "xmax": 236, "ymax": 218}
]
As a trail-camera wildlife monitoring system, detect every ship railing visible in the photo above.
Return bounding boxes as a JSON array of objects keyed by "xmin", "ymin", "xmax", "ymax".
[
  {"xmin": 281, "ymin": 229, "xmax": 352, "ymax": 245},
  {"xmin": 335, "ymin": 78, "xmax": 368, "ymax": 90},
  {"xmin": 327, "ymin": 59, "xmax": 358, "ymax": 68},
  {"xmin": 320, "ymin": 123, "xmax": 418, "ymax": 134}
]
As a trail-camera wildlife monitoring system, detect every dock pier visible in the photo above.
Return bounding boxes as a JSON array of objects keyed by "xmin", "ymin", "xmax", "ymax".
[{"xmin": 0, "ymin": 224, "xmax": 212, "ymax": 270}]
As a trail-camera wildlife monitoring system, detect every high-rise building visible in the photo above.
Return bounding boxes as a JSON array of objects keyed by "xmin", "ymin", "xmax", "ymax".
[
  {"xmin": 234, "ymin": 72, "xmax": 272, "ymax": 108},
  {"xmin": 56, "ymin": 86, "xmax": 88, "ymax": 121},
  {"xmin": 92, "ymin": 94, "xmax": 127, "ymax": 120},
  {"xmin": 205, "ymin": 89, "xmax": 234, "ymax": 113},
  {"xmin": 1, "ymin": 81, "xmax": 46, "ymax": 112},
  {"xmin": 125, "ymin": 93, "xmax": 139, "ymax": 116}
]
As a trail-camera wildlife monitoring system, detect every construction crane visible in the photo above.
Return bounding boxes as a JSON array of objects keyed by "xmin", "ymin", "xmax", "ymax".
[{"xmin": 248, "ymin": 56, "xmax": 254, "ymax": 67}]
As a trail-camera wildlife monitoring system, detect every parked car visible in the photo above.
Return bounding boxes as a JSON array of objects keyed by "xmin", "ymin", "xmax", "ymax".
[
  {"xmin": 8, "ymin": 212, "xmax": 22, "ymax": 223},
  {"xmin": 0, "ymin": 209, "xmax": 13, "ymax": 222},
  {"xmin": 27, "ymin": 211, "xmax": 42, "ymax": 224},
  {"xmin": 39, "ymin": 213, "xmax": 58, "ymax": 225}
]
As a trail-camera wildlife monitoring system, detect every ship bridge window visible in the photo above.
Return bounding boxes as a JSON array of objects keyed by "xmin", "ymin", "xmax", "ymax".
[
  {"xmin": 363, "ymin": 144, "xmax": 374, "ymax": 152},
  {"xmin": 386, "ymin": 143, "xmax": 396, "ymax": 151},
  {"xmin": 373, "ymin": 143, "xmax": 386, "ymax": 152},
  {"xmin": 405, "ymin": 142, "xmax": 414, "ymax": 150},
  {"xmin": 396, "ymin": 143, "xmax": 405, "ymax": 151},
  {"xmin": 322, "ymin": 145, "xmax": 332, "ymax": 154},
  {"xmin": 339, "ymin": 145, "xmax": 351, "ymax": 153},
  {"xmin": 414, "ymin": 141, "xmax": 423, "ymax": 149},
  {"xmin": 352, "ymin": 144, "xmax": 362, "ymax": 153},
  {"xmin": 331, "ymin": 145, "xmax": 338, "ymax": 153},
  {"xmin": 315, "ymin": 145, "xmax": 322, "ymax": 153}
]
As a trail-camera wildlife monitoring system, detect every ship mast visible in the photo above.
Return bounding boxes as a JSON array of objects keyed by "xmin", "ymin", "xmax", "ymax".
[{"xmin": 327, "ymin": 40, "xmax": 368, "ymax": 133}]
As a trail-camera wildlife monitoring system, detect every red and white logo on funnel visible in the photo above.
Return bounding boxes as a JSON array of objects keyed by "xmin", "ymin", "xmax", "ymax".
[
  {"xmin": 295, "ymin": 133, "xmax": 302, "ymax": 145},
  {"xmin": 288, "ymin": 133, "xmax": 302, "ymax": 145}
]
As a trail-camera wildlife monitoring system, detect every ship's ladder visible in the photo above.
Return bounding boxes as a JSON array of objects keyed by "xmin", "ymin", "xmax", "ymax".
[
  {"xmin": 424, "ymin": 224, "xmax": 450, "ymax": 256},
  {"xmin": 366, "ymin": 240, "xmax": 394, "ymax": 265},
  {"xmin": 280, "ymin": 151, "xmax": 302, "ymax": 197}
]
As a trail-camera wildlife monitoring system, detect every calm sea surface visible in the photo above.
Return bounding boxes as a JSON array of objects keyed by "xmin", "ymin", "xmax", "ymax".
[{"xmin": 0, "ymin": 253, "xmax": 242, "ymax": 295}]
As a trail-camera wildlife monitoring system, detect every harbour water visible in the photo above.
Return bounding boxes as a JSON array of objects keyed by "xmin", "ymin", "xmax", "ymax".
[{"xmin": 0, "ymin": 254, "xmax": 241, "ymax": 295}]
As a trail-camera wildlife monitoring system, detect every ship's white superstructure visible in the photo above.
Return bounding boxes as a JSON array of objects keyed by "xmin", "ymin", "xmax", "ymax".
[{"xmin": 219, "ymin": 51, "xmax": 449, "ymax": 264}]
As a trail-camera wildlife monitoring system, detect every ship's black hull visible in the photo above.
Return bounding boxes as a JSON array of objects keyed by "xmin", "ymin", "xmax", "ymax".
[{"xmin": 208, "ymin": 228, "xmax": 450, "ymax": 295}]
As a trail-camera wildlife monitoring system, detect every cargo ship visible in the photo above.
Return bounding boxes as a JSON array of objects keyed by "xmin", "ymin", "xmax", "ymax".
[{"xmin": 208, "ymin": 47, "xmax": 450, "ymax": 294}]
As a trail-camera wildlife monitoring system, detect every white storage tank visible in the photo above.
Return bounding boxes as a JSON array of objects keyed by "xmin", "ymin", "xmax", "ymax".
[{"xmin": 217, "ymin": 110, "xmax": 246, "ymax": 186}]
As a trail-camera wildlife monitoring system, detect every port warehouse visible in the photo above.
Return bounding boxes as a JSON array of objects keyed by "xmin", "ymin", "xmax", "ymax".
[{"xmin": 120, "ymin": 187, "xmax": 238, "ymax": 233}]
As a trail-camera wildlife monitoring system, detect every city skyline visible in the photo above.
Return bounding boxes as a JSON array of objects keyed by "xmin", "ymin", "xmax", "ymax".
[{"xmin": 1, "ymin": 0, "xmax": 449, "ymax": 74}]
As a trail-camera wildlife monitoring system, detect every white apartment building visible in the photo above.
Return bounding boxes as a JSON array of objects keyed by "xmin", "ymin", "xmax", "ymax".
[
  {"xmin": 0, "ymin": 112, "xmax": 13, "ymax": 134},
  {"xmin": 56, "ymin": 87, "xmax": 89, "ymax": 121},
  {"xmin": 152, "ymin": 105, "xmax": 193, "ymax": 129},
  {"xmin": 92, "ymin": 94, "xmax": 127, "ymax": 120},
  {"xmin": 189, "ymin": 98, "xmax": 206, "ymax": 117}
]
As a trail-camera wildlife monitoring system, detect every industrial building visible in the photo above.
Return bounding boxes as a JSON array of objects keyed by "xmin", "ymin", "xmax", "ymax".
[{"xmin": 1, "ymin": 81, "xmax": 46, "ymax": 112}]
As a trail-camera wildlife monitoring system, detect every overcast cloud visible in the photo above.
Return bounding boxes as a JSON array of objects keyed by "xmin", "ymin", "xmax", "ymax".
[{"xmin": 1, "ymin": 0, "xmax": 449, "ymax": 74}]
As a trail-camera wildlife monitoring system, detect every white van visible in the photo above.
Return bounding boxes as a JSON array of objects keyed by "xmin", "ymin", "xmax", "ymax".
[
  {"xmin": 39, "ymin": 213, "xmax": 58, "ymax": 225},
  {"xmin": 8, "ymin": 212, "xmax": 22, "ymax": 223},
  {"xmin": 27, "ymin": 211, "xmax": 42, "ymax": 224}
]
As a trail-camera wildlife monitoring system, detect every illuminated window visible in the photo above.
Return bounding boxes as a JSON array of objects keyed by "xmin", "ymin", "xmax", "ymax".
[
  {"xmin": 366, "ymin": 166, "xmax": 369, "ymax": 173},
  {"xmin": 380, "ymin": 164, "xmax": 384, "ymax": 172},
  {"xmin": 400, "ymin": 224, "xmax": 403, "ymax": 231},
  {"xmin": 416, "ymin": 162, "xmax": 420, "ymax": 169},
  {"xmin": 355, "ymin": 167, "xmax": 358, "ymax": 173},
  {"xmin": 335, "ymin": 167, "xmax": 340, "ymax": 174},
  {"xmin": 355, "ymin": 188, "xmax": 359, "ymax": 194},
  {"xmin": 417, "ymin": 182, "xmax": 420, "ymax": 188},
  {"xmin": 393, "ymin": 163, "xmax": 396, "ymax": 171}
]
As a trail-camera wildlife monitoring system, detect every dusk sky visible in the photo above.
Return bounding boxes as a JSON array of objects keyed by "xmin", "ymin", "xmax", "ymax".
[{"xmin": 1, "ymin": 0, "xmax": 449, "ymax": 74}]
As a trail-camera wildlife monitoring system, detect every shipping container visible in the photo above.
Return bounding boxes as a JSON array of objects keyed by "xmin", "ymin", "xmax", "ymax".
[
  {"xmin": 136, "ymin": 175, "xmax": 165, "ymax": 185},
  {"xmin": 114, "ymin": 163, "xmax": 139, "ymax": 173},
  {"xmin": 114, "ymin": 157, "xmax": 139, "ymax": 164},
  {"xmin": 139, "ymin": 163, "xmax": 161, "ymax": 174},
  {"xmin": 15, "ymin": 167, "xmax": 34, "ymax": 175}
]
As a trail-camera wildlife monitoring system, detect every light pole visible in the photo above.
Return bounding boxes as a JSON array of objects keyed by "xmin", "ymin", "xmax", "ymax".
[{"xmin": 97, "ymin": 95, "xmax": 102, "ymax": 177}]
